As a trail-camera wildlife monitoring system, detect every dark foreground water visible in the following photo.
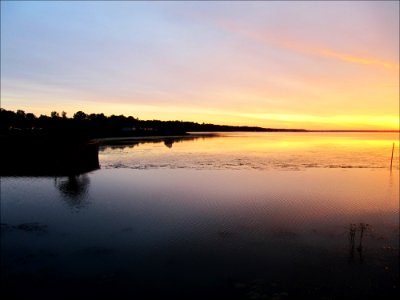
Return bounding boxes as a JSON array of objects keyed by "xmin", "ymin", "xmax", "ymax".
[{"xmin": 1, "ymin": 132, "xmax": 399, "ymax": 299}]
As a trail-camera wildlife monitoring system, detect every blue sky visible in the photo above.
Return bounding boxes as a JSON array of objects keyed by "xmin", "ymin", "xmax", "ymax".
[{"xmin": 1, "ymin": 1, "xmax": 399, "ymax": 129}]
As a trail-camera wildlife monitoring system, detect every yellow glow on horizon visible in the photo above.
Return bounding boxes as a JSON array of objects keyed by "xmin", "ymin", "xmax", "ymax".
[
  {"xmin": 4, "ymin": 100, "xmax": 396, "ymax": 131},
  {"xmin": 235, "ymin": 113, "xmax": 399, "ymax": 129}
]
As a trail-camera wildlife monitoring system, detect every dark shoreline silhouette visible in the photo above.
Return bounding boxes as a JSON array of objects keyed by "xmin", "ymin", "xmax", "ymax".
[
  {"xmin": 0, "ymin": 108, "xmax": 302, "ymax": 176},
  {"xmin": 0, "ymin": 108, "xmax": 306, "ymax": 139},
  {"xmin": 1, "ymin": 108, "xmax": 397, "ymax": 175},
  {"xmin": 3, "ymin": 108, "xmax": 396, "ymax": 138},
  {"xmin": 1, "ymin": 134, "xmax": 100, "ymax": 176}
]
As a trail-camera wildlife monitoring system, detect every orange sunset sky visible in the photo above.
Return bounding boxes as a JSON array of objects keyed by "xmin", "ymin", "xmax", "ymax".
[{"xmin": 1, "ymin": 1, "xmax": 399, "ymax": 130}]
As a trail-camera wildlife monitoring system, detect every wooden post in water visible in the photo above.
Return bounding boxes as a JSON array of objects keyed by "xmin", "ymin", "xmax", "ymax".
[{"xmin": 390, "ymin": 143, "xmax": 394, "ymax": 171}]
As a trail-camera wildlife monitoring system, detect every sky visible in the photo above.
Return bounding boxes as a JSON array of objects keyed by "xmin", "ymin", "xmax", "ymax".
[{"xmin": 1, "ymin": 1, "xmax": 399, "ymax": 130}]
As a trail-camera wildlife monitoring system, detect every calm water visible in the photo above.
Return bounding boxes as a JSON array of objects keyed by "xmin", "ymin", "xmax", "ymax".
[{"xmin": 1, "ymin": 132, "xmax": 399, "ymax": 299}]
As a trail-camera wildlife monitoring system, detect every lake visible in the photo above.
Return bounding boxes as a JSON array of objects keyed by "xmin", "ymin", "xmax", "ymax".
[{"xmin": 1, "ymin": 132, "xmax": 399, "ymax": 299}]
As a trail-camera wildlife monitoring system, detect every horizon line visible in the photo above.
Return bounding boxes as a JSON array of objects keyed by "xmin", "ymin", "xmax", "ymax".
[{"xmin": 1, "ymin": 107, "xmax": 398, "ymax": 133}]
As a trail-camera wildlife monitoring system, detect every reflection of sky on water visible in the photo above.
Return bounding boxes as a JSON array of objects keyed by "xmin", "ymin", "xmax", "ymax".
[
  {"xmin": 99, "ymin": 132, "xmax": 400, "ymax": 170},
  {"xmin": 1, "ymin": 132, "xmax": 399, "ymax": 298}
]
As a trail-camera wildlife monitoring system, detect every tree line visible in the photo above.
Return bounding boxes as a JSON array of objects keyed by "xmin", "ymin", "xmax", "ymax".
[{"xmin": 0, "ymin": 108, "xmax": 272, "ymax": 139}]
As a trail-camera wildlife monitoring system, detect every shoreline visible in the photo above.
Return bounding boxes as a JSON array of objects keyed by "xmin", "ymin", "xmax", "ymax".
[{"xmin": 95, "ymin": 132, "xmax": 218, "ymax": 144}]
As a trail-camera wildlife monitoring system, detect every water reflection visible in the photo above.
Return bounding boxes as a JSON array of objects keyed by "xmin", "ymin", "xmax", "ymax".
[
  {"xmin": 164, "ymin": 138, "xmax": 174, "ymax": 148},
  {"xmin": 99, "ymin": 134, "xmax": 215, "ymax": 151},
  {"xmin": 349, "ymin": 224, "xmax": 357, "ymax": 263},
  {"xmin": 55, "ymin": 175, "xmax": 90, "ymax": 209},
  {"xmin": 99, "ymin": 132, "xmax": 400, "ymax": 170},
  {"xmin": 348, "ymin": 223, "xmax": 370, "ymax": 264}
]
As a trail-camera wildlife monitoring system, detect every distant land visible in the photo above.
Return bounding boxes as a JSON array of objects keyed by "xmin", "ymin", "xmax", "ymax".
[
  {"xmin": 0, "ymin": 108, "xmax": 306, "ymax": 141},
  {"xmin": 0, "ymin": 109, "xmax": 398, "ymax": 140}
]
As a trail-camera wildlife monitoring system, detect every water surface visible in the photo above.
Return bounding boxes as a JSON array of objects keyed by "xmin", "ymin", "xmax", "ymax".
[{"xmin": 1, "ymin": 132, "xmax": 399, "ymax": 299}]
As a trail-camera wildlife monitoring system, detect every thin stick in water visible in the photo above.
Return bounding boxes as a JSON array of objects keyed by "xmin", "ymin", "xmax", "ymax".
[{"xmin": 390, "ymin": 142, "xmax": 394, "ymax": 171}]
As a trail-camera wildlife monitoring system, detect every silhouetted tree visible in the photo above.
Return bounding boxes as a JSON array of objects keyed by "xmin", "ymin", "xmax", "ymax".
[
  {"xmin": 16, "ymin": 110, "xmax": 25, "ymax": 118},
  {"xmin": 51, "ymin": 111, "xmax": 60, "ymax": 118},
  {"xmin": 73, "ymin": 111, "xmax": 87, "ymax": 121},
  {"xmin": 26, "ymin": 113, "xmax": 36, "ymax": 121}
]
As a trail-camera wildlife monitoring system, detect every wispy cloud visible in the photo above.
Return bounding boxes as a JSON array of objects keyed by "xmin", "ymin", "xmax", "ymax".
[
  {"xmin": 317, "ymin": 49, "xmax": 399, "ymax": 70},
  {"xmin": 216, "ymin": 18, "xmax": 399, "ymax": 71}
]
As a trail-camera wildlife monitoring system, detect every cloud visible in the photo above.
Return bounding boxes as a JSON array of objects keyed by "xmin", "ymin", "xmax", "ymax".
[
  {"xmin": 215, "ymin": 17, "xmax": 399, "ymax": 72},
  {"xmin": 317, "ymin": 49, "xmax": 399, "ymax": 71}
]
